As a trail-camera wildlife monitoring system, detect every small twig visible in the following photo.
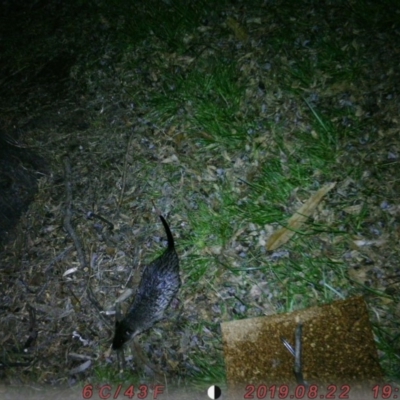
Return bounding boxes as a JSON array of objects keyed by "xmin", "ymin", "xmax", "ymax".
[
  {"xmin": 86, "ymin": 281, "xmax": 110, "ymax": 328},
  {"xmin": 281, "ymin": 323, "xmax": 309, "ymax": 387},
  {"xmin": 86, "ymin": 211, "xmax": 116, "ymax": 246},
  {"xmin": 86, "ymin": 211, "xmax": 114, "ymax": 231},
  {"xmin": 0, "ymin": 360, "xmax": 34, "ymax": 368},
  {"xmin": 63, "ymin": 157, "xmax": 87, "ymax": 269},
  {"xmin": 63, "ymin": 156, "xmax": 110, "ymax": 327},
  {"xmin": 281, "ymin": 336, "xmax": 295, "ymax": 356},
  {"xmin": 117, "ymin": 130, "xmax": 135, "ymax": 212},
  {"xmin": 23, "ymin": 304, "xmax": 38, "ymax": 350},
  {"xmin": 151, "ymin": 200, "xmax": 163, "ymax": 217},
  {"xmin": 293, "ymin": 324, "xmax": 307, "ymax": 386}
]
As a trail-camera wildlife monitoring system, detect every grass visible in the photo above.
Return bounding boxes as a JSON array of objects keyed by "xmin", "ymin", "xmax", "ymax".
[
  {"xmin": 1, "ymin": 0, "xmax": 399, "ymax": 389},
  {"xmin": 148, "ymin": 60, "xmax": 248, "ymax": 146}
]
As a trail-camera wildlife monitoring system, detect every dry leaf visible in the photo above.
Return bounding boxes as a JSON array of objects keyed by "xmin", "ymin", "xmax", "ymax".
[
  {"xmin": 226, "ymin": 17, "xmax": 249, "ymax": 42},
  {"xmin": 343, "ymin": 204, "xmax": 363, "ymax": 215},
  {"xmin": 63, "ymin": 267, "xmax": 78, "ymax": 277},
  {"xmin": 353, "ymin": 239, "xmax": 386, "ymax": 247},
  {"xmin": 266, "ymin": 182, "xmax": 336, "ymax": 251},
  {"xmin": 161, "ymin": 154, "xmax": 179, "ymax": 163},
  {"xmin": 69, "ymin": 360, "xmax": 91, "ymax": 375}
]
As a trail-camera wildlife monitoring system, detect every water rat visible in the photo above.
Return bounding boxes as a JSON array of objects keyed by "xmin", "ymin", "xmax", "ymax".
[{"xmin": 112, "ymin": 215, "xmax": 180, "ymax": 350}]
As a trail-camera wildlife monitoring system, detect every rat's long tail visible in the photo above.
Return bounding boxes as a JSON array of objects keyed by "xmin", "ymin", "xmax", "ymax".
[{"xmin": 159, "ymin": 215, "xmax": 175, "ymax": 250}]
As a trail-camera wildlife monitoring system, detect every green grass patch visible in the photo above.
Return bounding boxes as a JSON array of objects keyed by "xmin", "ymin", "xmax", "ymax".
[{"xmin": 148, "ymin": 60, "xmax": 250, "ymax": 146}]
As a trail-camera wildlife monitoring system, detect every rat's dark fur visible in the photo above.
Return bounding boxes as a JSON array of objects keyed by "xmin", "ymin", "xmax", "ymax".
[{"xmin": 112, "ymin": 215, "xmax": 180, "ymax": 350}]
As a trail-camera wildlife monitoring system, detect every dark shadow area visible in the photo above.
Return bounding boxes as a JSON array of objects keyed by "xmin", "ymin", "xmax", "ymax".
[{"xmin": 0, "ymin": 130, "xmax": 47, "ymax": 245}]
